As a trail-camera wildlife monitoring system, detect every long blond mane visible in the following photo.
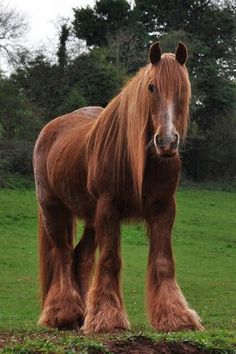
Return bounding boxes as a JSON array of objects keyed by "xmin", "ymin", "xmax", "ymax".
[{"xmin": 86, "ymin": 54, "xmax": 191, "ymax": 200}]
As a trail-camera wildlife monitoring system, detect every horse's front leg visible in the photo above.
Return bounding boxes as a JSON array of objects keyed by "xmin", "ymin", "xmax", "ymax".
[
  {"xmin": 146, "ymin": 198, "xmax": 203, "ymax": 332},
  {"xmin": 81, "ymin": 194, "xmax": 130, "ymax": 334}
]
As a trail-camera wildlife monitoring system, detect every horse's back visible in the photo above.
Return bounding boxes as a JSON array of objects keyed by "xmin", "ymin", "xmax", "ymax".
[
  {"xmin": 34, "ymin": 106, "xmax": 103, "ymax": 154},
  {"xmin": 74, "ymin": 106, "xmax": 103, "ymax": 119},
  {"xmin": 33, "ymin": 106, "xmax": 103, "ymax": 206}
]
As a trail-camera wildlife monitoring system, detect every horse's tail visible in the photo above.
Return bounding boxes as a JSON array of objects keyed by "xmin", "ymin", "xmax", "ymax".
[{"xmin": 38, "ymin": 207, "xmax": 53, "ymax": 306}]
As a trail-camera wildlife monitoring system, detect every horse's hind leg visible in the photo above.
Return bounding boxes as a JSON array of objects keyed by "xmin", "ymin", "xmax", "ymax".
[
  {"xmin": 74, "ymin": 224, "xmax": 97, "ymax": 302},
  {"xmin": 38, "ymin": 202, "xmax": 84, "ymax": 329},
  {"xmin": 81, "ymin": 193, "xmax": 130, "ymax": 334}
]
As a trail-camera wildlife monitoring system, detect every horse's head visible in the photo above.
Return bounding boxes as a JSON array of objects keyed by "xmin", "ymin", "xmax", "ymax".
[{"xmin": 148, "ymin": 42, "xmax": 191, "ymax": 158}]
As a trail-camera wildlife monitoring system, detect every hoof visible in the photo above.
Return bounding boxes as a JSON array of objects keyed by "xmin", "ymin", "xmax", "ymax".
[
  {"xmin": 148, "ymin": 280, "xmax": 203, "ymax": 333},
  {"xmin": 38, "ymin": 305, "xmax": 84, "ymax": 330},
  {"xmin": 57, "ymin": 319, "xmax": 83, "ymax": 331},
  {"xmin": 151, "ymin": 308, "xmax": 203, "ymax": 332},
  {"xmin": 38, "ymin": 286, "xmax": 84, "ymax": 329},
  {"xmin": 81, "ymin": 306, "xmax": 130, "ymax": 334}
]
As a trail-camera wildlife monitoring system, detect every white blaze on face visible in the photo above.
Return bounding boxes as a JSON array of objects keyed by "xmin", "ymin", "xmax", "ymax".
[
  {"xmin": 165, "ymin": 101, "xmax": 174, "ymax": 137},
  {"xmin": 154, "ymin": 100, "xmax": 177, "ymax": 152}
]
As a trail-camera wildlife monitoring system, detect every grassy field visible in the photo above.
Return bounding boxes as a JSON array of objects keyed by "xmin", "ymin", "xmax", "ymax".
[{"xmin": 0, "ymin": 188, "xmax": 235, "ymax": 352}]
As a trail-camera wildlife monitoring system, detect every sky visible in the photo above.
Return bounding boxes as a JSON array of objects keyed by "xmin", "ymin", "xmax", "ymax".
[{"xmin": 8, "ymin": 0, "xmax": 96, "ymax": 47}]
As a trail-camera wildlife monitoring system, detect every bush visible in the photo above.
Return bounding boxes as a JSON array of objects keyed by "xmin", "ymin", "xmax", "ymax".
[{"xmin": 0, "ymin": 139, "xmax": 34, "ymax": 177}]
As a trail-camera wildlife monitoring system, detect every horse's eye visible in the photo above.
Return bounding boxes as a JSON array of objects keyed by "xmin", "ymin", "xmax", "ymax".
[{"xmin": 148, "ymin": 83, "xmax": 155, "ymax": 93}]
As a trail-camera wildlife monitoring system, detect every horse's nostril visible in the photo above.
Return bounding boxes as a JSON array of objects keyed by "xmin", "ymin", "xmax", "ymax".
[
  {"xmin": 154, "ymin": 133, "xmax": 179, "ymax": 151},
  {"xmin": 171, "ymin": 133, "xmax": 179, "ymax": 148},
  {"xmin": 154, "ymin": 134, "xmax": 165, "ymax": 148}
]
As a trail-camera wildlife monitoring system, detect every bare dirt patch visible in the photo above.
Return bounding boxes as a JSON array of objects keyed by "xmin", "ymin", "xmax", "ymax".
[{"xmin": 107, "ymin": 336, "xmax": 209, "ymax": 354}]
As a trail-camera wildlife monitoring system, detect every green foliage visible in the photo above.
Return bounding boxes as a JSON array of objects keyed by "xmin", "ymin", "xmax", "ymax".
[
  {"xmin": 73, "ymin": 0, "xmax": 131, "ymax": 46},
  {"xmin": 183, "ymin": 114, "xmax": 236, "ymax": 180},
  {"xmin": 12, "ymin": 55, "xmax": 69, "ymax": 121},
  {"xmin": 57, "ymin": 23, "xmax": 70, "ymax": 68},
  {"xmin": 69, "ymin": 49, "xmax": 123, "ymax": 107},
  {"xmin": 73, "ymin": 1, "xmax": 148, "ymax": 73},
  {"xmin": 58, "ymin": 85, "xmax": 87, "ymax": 114},
  {"xmin": 106, "ymin": 18, "xmax": 148, "ymax": 73},
  {"xmin": 13, "ymin": 49, "xmax": 123, "ymax": 119},
  {"xmin": 1, "ymin": 44, "xmax": 123, "ymax": 185},
  {"xmin": 0, "ymin": 140, "xmax": 34, "ymax": 177},
  {"xmin": 136, "ymin": 0, "xmax": 236, "ymax": 57},
  {"xmin": 0, "ymin": 79, "xmax": 40, "ymax": 140},
  {"xmin": 0, "ymin": 77, "xmax": 40, "ymax": 182}
]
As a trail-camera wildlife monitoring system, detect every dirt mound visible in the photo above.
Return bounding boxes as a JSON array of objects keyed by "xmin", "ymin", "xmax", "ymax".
[{"xmin": 107, "ymin": 336, "xmax": 210, "ymax": 354}]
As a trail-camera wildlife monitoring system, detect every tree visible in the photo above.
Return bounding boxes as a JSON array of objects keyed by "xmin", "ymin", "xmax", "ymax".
[
  {"xmin": 58, "ymin": 85, "xmax": 87, "ymax": 114},
  {"xmin": 73, "ymin": 0, "xmax": 131, "ymax": 47},
  {"xmin": 57, "ymin": 23, "xmax": 70, "ymax": 68},
  {"xmin": 106, "ymin": 10, "xmax": 148, "ymax": 73},
  {"xmin": 5, "ymin": 0, "xmax": 235, "ymax": 181},
  {"xmin": 0, "ymin": 78, "xmax": 40, "ymax": 140},
  {"xmin": 0, "ymin": 77, "xmax": 41, "ymax": 177},
  {"xmin": 73, "ymin": 1, "xmax": 148, "ymax": 73},
  {"xmin": 13, "ymin": 47, "xmax": 123, "ymax": 120},
  {"xmin": 12, "ymin": 54, "xmax": 70, "ymax": 121},
  {"xmin": 68, "ymin": 49, "xmax": 123, "ymax": 107},
  {"xmin": 135, "ymin": 0, "xmax": 236, "ymax": 79},
  {"xmin": 0, "ymin": 1, "xmax": 28, "ymax": 68}
]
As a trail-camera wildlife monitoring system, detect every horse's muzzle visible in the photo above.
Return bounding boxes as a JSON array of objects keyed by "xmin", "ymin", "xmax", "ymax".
[{"xmin": 154, "ymin": 133, "xmax": 179, "ymax": 158}]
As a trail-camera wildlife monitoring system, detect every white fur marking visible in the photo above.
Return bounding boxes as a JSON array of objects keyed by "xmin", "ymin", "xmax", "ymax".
[{"xmin": 165, "ymin": 102, "xmax": 174, "ymax": 136}]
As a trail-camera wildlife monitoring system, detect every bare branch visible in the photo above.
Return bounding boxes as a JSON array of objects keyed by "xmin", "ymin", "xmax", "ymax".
[{"xmin": 0, "ymin": 1, "xmax": 29, "ymax": 68}]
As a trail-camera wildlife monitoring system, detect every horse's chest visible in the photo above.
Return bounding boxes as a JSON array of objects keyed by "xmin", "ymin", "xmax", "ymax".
[{"xmin": 114, "ymin": 161, "xmax": 180, "ymax": 220}]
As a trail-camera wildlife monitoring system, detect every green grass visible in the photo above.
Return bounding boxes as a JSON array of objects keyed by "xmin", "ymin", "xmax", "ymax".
[
  {"xmin": 0, "ymin": 189, "xmax": 39, "ymax": 329},
  {"xmin": 0, "ymin": 188, "xmax": 235, "ymax": 352}
]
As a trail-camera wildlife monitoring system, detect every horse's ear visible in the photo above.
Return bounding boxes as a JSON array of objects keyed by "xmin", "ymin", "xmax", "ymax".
[
  {"xmin": 149, "ymin": 42, "xmax": 162, "ymax": 65},
  {"xmin": 175, "ymin": 42, "xmax": 188, "ymax": 65}
]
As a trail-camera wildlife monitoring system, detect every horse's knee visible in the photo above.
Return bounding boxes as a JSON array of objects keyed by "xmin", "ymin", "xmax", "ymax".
[
  {"xmin": 152, "ymin": 256, "xmax": 175, "ymax": 280},
  {"xmin": 96, "ymin": 194, "xmax": 119, "ymax": 224},
  {"xmin": 100, "ymin": 251, "xmax": 122, "ymax": 276}
]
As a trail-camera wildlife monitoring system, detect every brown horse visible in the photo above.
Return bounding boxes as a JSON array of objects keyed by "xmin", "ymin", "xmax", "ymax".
[{"xmin": 33, "ymin": 42, "xmax": 203, "ymax": 334}]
